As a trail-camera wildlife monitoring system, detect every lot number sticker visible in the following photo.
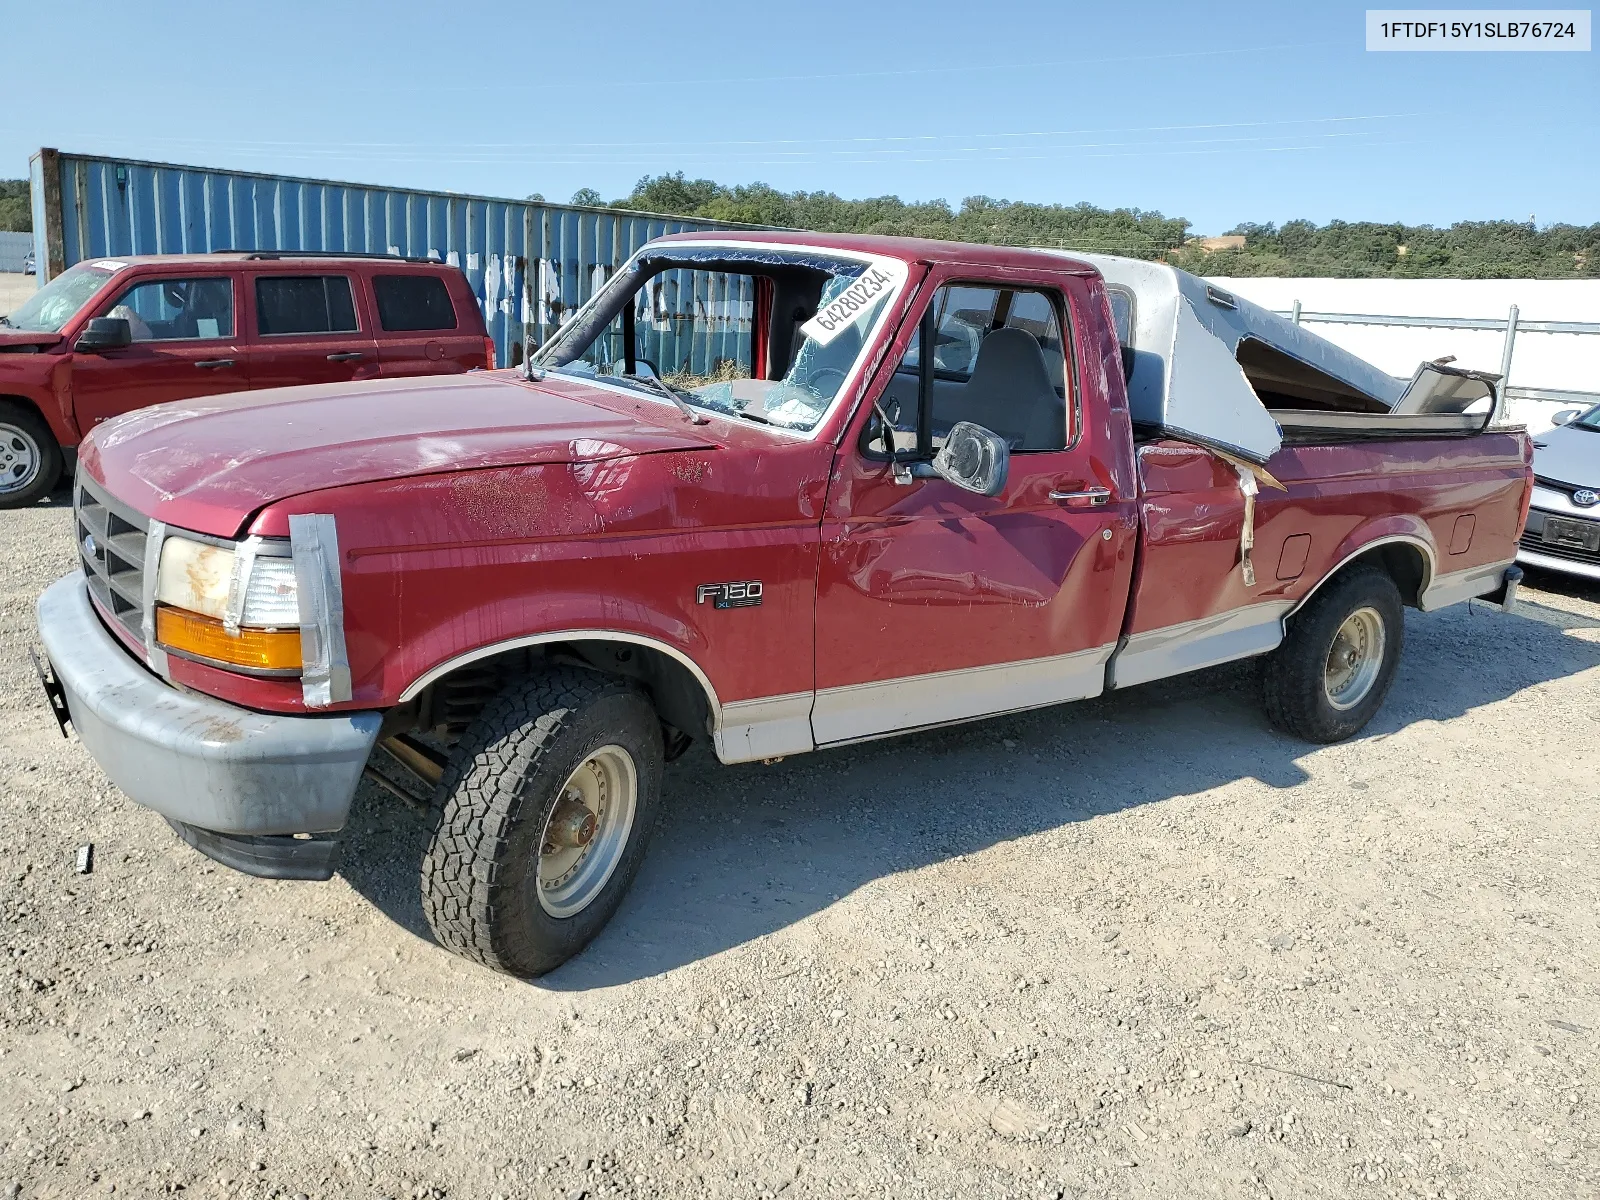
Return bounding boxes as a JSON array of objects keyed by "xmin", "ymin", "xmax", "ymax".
[{"xmin": 801, "ymin": 261, "xmax": 906, "ymax": 346}]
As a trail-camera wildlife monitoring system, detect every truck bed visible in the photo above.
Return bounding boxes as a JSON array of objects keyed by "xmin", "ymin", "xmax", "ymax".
[{"xmin": 1108, "ymin": 431, "xmax": 1529, "ymax": 689}]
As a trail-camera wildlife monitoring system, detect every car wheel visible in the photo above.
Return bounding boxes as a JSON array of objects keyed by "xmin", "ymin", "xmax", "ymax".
[
  {"xmin": 420, "ymin": 666, "xmax": 664, "ymax": 977},
  {"xmin": 0, "ymin": 402, "xmax": 64, "ymax": 509},
  {"xmin": 1261, "ymin": 563, "xmax": 1404, "ymax": 743}
]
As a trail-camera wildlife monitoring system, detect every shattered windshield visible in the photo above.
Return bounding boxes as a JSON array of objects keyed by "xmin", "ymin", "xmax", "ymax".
[
  {"xmin": 531, "ymin": 245, "xmax": 907, "ymax": 433},
  {"xmin": 3, "ymin": 261, "xmax": 123, "ymax": 333}
]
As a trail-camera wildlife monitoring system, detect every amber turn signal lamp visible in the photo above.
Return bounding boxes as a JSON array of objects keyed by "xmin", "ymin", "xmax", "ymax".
[{"xmin": 156, "ymin": 606, "xmax": 302, "ymax": 671}]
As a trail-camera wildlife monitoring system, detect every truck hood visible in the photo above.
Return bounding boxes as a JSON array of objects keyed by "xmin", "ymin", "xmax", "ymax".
[
  {"xmin": 1533, "ymin": 420, "xmax": 1599, "ymax": 490},
  {"xmin": 0, "ymin": 329, "xmax": 63, "ymax": 351},
  {"xmin": 81, "ymin": 371, "xmax": 721, "ymax": 535}
]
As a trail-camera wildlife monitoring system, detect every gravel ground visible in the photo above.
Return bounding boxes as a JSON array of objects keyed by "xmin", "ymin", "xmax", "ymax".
[
  {"xmin": 0, "ymin": 272, "xmax": 36, "ymax": 318},
  {"xmin": 2, "ymin": 490, "xmax": 1598, "ymax": 1200}
]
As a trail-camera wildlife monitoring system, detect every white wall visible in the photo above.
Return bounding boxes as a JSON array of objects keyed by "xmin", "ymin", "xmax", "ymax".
[{"xmin": 1208, "ymin": 277, "xmax": 1600, "ymax": 432}]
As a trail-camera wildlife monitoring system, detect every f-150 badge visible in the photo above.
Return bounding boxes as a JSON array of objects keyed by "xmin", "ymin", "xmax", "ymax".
[{"xmin": 696, "ymin": 581, "xmax": 763, "ymax": 609}]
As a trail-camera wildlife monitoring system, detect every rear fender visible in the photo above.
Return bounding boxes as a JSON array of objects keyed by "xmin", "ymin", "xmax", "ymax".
[{"xmin": 1287, "ymin": 516, "xmax": 1439, "ymax": 619}]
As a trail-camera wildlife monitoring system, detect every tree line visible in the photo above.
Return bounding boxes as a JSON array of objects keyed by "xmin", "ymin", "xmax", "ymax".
[
  {"xmin": 599, "ymin": 174, "xmax": 1598, "ymax": 280},
  {"xmin": 0, "ymin": 181, "xmax": 29, "ymax": 233}
]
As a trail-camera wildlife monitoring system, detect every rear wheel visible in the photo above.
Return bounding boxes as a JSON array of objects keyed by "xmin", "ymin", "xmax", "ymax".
[
  {"xmin": 1262, "ymin": 564, "xmax": 1404, "ymax": 743},
  {"xmin": 0, "ymin": 401, "xmax": 63, "ymax": 509},
  {"xmin": 420, "ymin": 667, "xmax": 664, "ymax": 978}
]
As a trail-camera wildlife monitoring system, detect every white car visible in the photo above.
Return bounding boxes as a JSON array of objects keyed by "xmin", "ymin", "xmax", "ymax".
[{"xmin": 1519, "ymin": 403, "xmax": 1600, "ymax": 582}]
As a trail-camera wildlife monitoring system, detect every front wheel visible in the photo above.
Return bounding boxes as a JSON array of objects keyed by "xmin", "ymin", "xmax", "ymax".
[
  {"xmin": 421, "ymin": 667, "xmax": 664, "ymax": 977},
  {"xmin": 1261, "ymin": 564, "xmax": 1404, "ymax": 743},
  {"xmin": 0, "ymin": 401, "xmax": 64, "ymax": 509}
]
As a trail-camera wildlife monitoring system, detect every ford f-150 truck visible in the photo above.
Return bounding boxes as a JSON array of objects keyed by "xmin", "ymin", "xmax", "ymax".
[{"xmin": 34, "ymin": 232, "xmax": 1531, "ymax": 978}]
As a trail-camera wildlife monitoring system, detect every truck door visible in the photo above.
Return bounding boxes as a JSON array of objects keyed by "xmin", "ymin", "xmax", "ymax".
[
  {"xmin": 246, "ymin": 272, "xmax": 381, "ymax": 389},
  {"xmin": 70, "ymin": 273, "xmax": 249, "ymax": 431},
  {"xmin": 812, "ymin": 268, "xmax": 1137, "ymax": 746}
]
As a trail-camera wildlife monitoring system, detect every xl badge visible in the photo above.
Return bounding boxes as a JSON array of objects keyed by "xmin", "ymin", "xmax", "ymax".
[
  {"xmin": 697, "ymin": 581, "xmax": 763, "ymax": 609},
  {"xmin": 1574, "ymin": 488, "xmax": 1599, "ymax": 508}
]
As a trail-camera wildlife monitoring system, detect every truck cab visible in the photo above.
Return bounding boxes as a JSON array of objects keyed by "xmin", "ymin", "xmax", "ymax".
[{"xmin": 35, "ymin": 233, "xmax": 1531, "ymax": 977}]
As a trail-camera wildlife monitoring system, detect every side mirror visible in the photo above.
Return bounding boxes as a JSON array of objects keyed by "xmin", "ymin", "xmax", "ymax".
[
  {"xmin": 75, "ymin": 317, "xmax": 132, "ymax": 353},
  {"xmin": 930, "ymin": 421, "xmax": 1010, "ymax": 498},
  {"xmin": 1551, "ymin": 408, "xmax": 1580, "ymax": 426}
]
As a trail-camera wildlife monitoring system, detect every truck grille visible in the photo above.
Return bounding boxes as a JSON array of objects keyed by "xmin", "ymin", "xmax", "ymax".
[{"xmin": 76, "ymin": 472, "xmax": 153, "ymax": 649}]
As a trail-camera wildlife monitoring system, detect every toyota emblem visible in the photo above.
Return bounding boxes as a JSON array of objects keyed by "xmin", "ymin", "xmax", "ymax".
[{"xmin": 1575, "ymin": 489, "xmax": 1600, "ymax": 508}]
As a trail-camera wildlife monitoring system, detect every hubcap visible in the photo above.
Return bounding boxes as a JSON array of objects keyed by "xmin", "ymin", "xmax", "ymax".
[
  {"xmin": 1324, "ymin": 606, "xmax": 1386, "ymax": 711},
  {"xmin": 0, "ymin": 422, "xmax": 42, "ymax": 496},
  {"xmin": 535, "ymin": 745, "xmax": 637, "ymax": 918}
]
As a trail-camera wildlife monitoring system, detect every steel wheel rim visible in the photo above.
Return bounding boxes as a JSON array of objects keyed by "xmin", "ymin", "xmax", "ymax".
[
  {"xmin": 0, "ymin": 422, "xmax": 41, "ymax": 496},
  {"xmin": 535, "ymin": 745, "xmax": 637, "ymax": 918},
  {"xmin": 1324, "ymin": 606, "xmax": 1386, "ymax": 711}
]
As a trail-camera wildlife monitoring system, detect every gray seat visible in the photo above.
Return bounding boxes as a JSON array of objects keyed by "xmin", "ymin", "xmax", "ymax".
[{"xmin": 931, "ymin": 327, "xmax": 1065, "ymax": 450}]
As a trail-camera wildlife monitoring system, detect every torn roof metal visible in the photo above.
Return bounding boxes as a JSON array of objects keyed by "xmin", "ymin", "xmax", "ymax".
[{"xmin": 1065, "ymin": 253, "xmax": 1408, "ymax": 463}]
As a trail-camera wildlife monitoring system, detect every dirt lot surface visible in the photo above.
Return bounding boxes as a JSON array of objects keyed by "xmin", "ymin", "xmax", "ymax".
[
  {"xmin": 0, "ymin": 272, "xmax": 36, "ymax": 318},
  {"xmin": 1, "ymin": 492, "xmax": 1598, "ymax": 1200}
]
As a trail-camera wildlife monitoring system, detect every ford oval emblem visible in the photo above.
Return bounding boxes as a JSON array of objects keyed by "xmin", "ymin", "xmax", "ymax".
[
  {"xmin": 1575, "ymin": 488, "xmax": 1599, "ymax": 508},
  {"xmin": 82, "ymin": 533, "xmax": 99, "ymax": 559}
]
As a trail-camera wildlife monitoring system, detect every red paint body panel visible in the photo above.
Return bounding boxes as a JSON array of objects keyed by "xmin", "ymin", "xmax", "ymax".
[
  {"xmin": 84, "ymin": 372, "xmax": 721, "ymax": 537},
  {"xmin": 0, "ymin": 254, "xmax": 487, "ymax": 455},
  {"xmin": 66, "ymin": 232, "xmax": 1531, "ymax": 743},
  {"xmin": 1126, "ymin": 432, "xmax": 1530, "ymax": 634}
]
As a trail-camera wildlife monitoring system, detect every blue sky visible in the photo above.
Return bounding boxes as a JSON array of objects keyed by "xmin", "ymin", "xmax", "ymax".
[{"xmin": 5, "ymin": 0, "xmax": 1595, "ymax": 232}]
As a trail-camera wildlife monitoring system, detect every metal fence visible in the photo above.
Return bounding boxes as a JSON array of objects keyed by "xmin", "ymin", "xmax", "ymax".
[
  {"xmin": 0, "ymin": 231, "xmax": 31, "ymax": 274},
  {"xmin": 1277, "ymin": 301, "xmax": 1600, "ymax": 423},
  {"xmin": 29, "ymin": 148, "xmax": 763, "ymax": 368}
]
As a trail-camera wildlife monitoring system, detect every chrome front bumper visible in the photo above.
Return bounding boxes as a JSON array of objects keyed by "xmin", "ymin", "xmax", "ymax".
[{"xmin": 36, "ymin": 574, "xmax": 381, "ymax": 848}]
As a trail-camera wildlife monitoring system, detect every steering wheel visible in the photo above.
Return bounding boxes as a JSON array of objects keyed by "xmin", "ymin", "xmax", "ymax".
[{"xmin": 802, "ymin": 366, "xmax": 847, "ymax": 397}]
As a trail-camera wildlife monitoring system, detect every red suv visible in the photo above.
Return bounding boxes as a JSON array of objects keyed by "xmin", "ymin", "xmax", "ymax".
[{"xmin": 0, "ymin": 252, "xmax": 491, "ymax": 507}]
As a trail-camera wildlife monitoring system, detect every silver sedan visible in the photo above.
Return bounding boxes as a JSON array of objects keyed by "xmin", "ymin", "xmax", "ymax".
[{"xmin": 1519, "ymin": 403, "xmax": 1600, "ymax": 582}]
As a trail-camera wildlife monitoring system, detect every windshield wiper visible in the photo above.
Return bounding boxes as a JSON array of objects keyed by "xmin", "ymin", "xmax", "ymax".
[{"xmin": 627, "ymin": 371, "xmax": 708, "ymax": 426}]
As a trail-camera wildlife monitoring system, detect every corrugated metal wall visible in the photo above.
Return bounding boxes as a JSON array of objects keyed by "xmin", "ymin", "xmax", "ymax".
[
  {"xmin": 29, "ymin": 149, "xmax": 762, "ymax": 367},
  {"xmin": 0, "ymin": 231, "xmax": 31, "ymax": 273}
]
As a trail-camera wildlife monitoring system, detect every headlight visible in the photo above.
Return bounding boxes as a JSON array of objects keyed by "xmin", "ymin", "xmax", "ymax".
[{"xmin": 154, "ymin": 536, "xmax": 301, "ymax": 672}]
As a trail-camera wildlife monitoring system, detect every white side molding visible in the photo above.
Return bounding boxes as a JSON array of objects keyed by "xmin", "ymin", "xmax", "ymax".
[
  {"xmin": 811, "ymin": 644, "xmax": 1116, "ymax": 747},
  {"xmin": 1418, "ymin": 558, "xmax": 1517, "ymax": 612},
  {"xmin": 1108, "ymin": 600, "xmax": 1293, "ymax": 690},
  {"xmin": 715, "ymin": 692, "xmax": 815, "ymax": 764}
]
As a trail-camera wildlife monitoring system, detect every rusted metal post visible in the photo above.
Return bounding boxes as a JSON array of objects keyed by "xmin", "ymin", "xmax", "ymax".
[{"xmin": 30, "ymin": 148, "xmax": 65, "ymax": 282}]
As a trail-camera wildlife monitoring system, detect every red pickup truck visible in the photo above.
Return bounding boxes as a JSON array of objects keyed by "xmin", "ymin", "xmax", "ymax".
[
  {"xmin": 34, "ymin": 232, "xmax": 1530, "ymax": 978},
  {"xmin": 0, "ymin": 252, "xmax": 491, "ymax": 507}
]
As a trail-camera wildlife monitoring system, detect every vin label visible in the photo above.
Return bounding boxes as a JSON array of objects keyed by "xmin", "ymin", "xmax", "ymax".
[{"xmin": 1367, "ymin": 10, "xmax": 1590, "ymax": 49}]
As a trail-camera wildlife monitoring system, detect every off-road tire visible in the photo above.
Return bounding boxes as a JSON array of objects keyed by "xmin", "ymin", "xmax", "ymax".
[
  {"xmin": 420, "ymin": 667, "xmax": 664, "ymax": 978},
  {"xmin": 0, "ymin": 401, "xmax": 64, "ymax": 509},
  {"xmin": 1261, "ymin": 563, "xmax": 1404, "ymax": 743}
]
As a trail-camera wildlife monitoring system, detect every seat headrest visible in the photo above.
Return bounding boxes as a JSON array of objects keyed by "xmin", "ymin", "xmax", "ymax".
[{"xmin": 966, "ymin": 327, "xmax": 1056, "ymax": 397}]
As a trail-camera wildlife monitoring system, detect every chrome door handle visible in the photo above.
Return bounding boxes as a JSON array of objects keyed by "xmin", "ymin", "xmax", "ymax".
[
  {"xmin": 194, "ymin": 359, "xmax": 235, "ymax": 369},
  {"xmin": 326, "ymin": 351, "xmax": 364, "ymax": 362},
  {"xmin": 1048, "ymin": 487, "xmax": 1111, "ymax": 507}
]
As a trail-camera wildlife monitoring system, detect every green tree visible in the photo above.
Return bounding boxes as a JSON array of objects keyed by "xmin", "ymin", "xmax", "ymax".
[{"xmin": 0, "ymin": 180, "xmax": 30, "ymax": 232}]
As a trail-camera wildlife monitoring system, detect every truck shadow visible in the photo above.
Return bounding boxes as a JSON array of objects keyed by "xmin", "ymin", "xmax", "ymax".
[{"xmin": 337, "ymin": 590, "xmax": 1600, "ymax": 988}]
